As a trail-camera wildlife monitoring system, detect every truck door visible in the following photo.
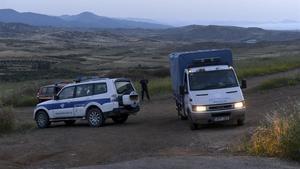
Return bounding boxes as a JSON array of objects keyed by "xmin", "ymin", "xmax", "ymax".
[{"xmin": 183, "ymin": 73, "xmax": 189, "ymax": 116}]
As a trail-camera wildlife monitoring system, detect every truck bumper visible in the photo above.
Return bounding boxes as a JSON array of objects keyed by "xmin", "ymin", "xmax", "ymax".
[
  {"xmin": 106, "ymin": 106, "xmax": 140, "ymax": 117},
  {"xmin": 190, "ymin": 109, "xmax": 245, "ymax": 124}
]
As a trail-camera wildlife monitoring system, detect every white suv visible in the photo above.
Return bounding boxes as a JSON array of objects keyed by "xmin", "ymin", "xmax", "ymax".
[{"xmin": 33, "ymin": 78, "xmax": 140, "ymax": 128}]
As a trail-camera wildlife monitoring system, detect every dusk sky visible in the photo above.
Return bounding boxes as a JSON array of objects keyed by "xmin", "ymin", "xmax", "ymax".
[{"xmin": 2, "ymin": 0, "xmax": 300, "ymax": 25}]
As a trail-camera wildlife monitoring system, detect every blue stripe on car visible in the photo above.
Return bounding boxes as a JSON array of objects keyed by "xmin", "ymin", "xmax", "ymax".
[{"xmin": 37, "ymin": 98, "xmax": 111, "ymax": 110}]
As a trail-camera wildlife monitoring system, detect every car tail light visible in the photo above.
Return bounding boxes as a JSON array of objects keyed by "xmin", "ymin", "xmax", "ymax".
[{"xmin": 130, "ymin": 94, "xmax": 139, "ymax": 101}]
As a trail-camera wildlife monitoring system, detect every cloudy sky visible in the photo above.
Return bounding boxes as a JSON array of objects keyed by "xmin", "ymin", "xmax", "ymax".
[{"xmin": 2, "ymin": 0, "xmax": 300, "ymax": 26}]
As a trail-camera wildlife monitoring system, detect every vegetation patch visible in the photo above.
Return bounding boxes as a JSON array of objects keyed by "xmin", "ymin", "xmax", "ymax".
[
  {"xmin": 0, "ymin": 106, "xmax": 15, "ymax": 134},
  {"xmin": 236, "ymin": 55, "xmax": 300, "ymax": 79},
  {"xmin": 134, "ymin": 77, "xmax": 172, "ymax": 96},
  {"xmin": 244, "ymin": 102, "xmax": 300, "ymax": 161},
  {"xmin": 256, "ymin": 75, "xmax": 300, "ymax": 90}
]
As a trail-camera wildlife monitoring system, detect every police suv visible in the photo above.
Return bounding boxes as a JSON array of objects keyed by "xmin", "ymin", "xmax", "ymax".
[{"xmin": 33, "ymin": 78, "xmax": 140, "ymax": 128}]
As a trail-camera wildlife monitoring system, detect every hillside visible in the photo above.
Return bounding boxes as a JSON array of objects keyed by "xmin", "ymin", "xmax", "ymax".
[
  {"xmin": 152, "ymin": 25, "xmax": 300, "ymax": 42},
  {"xmin": 0, "ymin": 9, "xmax": 170, "ymax": 29}
]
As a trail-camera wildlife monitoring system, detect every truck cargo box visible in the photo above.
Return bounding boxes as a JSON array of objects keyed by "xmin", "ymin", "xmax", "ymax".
[{"xmin": 169, "ymin": 49, "xmax": 233, "ymax": 102}]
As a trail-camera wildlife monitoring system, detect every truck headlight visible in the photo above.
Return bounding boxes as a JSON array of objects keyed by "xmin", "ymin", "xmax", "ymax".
[
  {"xmin": 192, "ymin": 105, "xmax": 207, "ymax": 112},
  {"xmin": 234, "ymin": 102, "xmax": 244, "ymax": 109}
]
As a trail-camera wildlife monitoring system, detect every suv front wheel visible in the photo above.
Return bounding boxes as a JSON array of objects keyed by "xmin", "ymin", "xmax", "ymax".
[
  {"xmin": 87, "ymin": 108, "xmax": 105, "ymax": 127},
  {"xmin": 35, "ymin": 111, "xmax": 51, "ymax": 128}
]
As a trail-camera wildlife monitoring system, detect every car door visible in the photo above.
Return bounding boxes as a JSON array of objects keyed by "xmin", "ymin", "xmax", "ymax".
[
  {"xmin": 53, "ymin": 86, "xmax": 75, "ymax": 118},
  {"xmin": 73, "ymin": 84, "xmax": 94, "ymax": 117}
]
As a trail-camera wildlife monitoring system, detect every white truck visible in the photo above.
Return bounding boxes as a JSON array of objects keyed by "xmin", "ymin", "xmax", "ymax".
[{"xmin": 169, "ymin": 49, "xmax": 247, "ymax": 130}]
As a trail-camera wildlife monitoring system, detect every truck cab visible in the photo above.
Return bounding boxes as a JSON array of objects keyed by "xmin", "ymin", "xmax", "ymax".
[{"xmin": 169, "ymin": 49, "xmax": 246, "ymax": 130}]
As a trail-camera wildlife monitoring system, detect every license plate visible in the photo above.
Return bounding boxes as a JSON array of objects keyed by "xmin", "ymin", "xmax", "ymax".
[{"xmin": 214, "ymin": 116, "xmax": 230, "ymax": 122}]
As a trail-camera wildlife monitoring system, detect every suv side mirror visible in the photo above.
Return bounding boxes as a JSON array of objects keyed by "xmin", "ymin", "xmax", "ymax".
[
  {"xmin": 54, "ymin": 95, "xmax": 59, "ymax": 100},
  {"xmin": 241, "ymin": 79, "xmax": 247, "ymax": 89}
]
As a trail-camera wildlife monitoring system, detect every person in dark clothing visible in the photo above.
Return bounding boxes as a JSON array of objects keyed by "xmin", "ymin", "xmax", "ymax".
[
  {"xmin": 54, "ymin": 84, "xmax": 60, "ymax": 95},
  {"xmin": 140, "ymin": 78, "xmax": 150, "ymax": 101}
]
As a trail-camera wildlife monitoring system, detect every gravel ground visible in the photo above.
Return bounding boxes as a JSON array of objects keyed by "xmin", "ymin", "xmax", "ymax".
[
  {"xmin": 0, "ymin": 76, "xmax": 300, "ymax": 169},
  {"xmin": 72, "ymin": 156, "xmax": 300, "ymax": 169}
]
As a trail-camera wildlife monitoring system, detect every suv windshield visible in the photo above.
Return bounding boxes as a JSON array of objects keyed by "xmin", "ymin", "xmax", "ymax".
[
  {"xmin": 189, "ymin": 69, "xmax": 238, "ymax": 91},
  {"xmin": 115, "ymin": 81, "xmax": 134, "ymax": 95}
]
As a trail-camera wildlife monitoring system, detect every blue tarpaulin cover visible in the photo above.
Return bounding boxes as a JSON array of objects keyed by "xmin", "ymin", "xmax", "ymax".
[{"xmin": 169, "ymin": 49, "xmax": 233, "ymax": 102}]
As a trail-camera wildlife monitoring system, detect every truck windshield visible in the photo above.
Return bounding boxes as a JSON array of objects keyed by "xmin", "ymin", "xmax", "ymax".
[{"xmin": 189, "ymin": 69, "xmax": 238, "ymax": 91}]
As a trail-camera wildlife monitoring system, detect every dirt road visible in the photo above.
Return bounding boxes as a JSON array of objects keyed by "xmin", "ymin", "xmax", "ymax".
[
  {"xmin": 0, "ymin": 83, "xmax": 300, "ymax": 169},
  {"xmin": 73, "ymin": 156, "xmax": 300, "ymax": 169}
]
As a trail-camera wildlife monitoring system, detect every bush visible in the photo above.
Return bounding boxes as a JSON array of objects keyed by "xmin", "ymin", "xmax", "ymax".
[
  {"xmin": 134, "ymin": 77, "xmax": 172, "ymax": 96},
  {"xmin": 257, "ymin": 75, "xmax": 300, "ymax": 90},
  {"xmin": 0, "ymin": 106, "xmax": 15, "ymax": 134},
  {"xmin": 0, "ymin": 83, "xmax": 38, "ymax": 107},
  {"xmin": 246, "ymin": 102, "xmax": 300, "ymax": 161},
  {"xmin": 236, "ymin": 55, "xmax": 300, "ymax": 79}
]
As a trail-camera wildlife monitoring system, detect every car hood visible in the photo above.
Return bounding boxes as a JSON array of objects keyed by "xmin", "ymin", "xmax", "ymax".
[{"xmin": 189, "ymin": 87, "xmax": 244, "ymax": 105}]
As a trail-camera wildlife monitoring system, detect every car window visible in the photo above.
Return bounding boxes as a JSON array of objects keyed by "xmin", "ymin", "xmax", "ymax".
[
  {"xmin": 40, "ymin": 87, "xmax": 47, "ymax": 95},
  {"xmin": 115, "ymin": 81, "xmax": 134, "ymax": 95},
  {"xmin": 76, "ymin": 84, "xmax": 93, "ymax": 98},
  {"xmin": 59, "ymin": 87, "xmax": 75, "ymax": 100},
  {"xmin": 94, "ymin": 83, "xmax": 107, "ymax": 95},
  {"xmin": 46, "ymin": 87, "xmax": 54, "ymax": 96}
]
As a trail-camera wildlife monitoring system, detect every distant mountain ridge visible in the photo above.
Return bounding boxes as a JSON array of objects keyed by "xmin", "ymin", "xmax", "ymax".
[
  {"xmin": 1, "ymin": 22, "xmax": 300, "ymax": 43},
  {"xmin": 153, "ymin": 25, "xmax": 300, "ymax": 42},
  {"xmin": 0, "ymin": 9, "xmax": 170, "ymax": 29}
]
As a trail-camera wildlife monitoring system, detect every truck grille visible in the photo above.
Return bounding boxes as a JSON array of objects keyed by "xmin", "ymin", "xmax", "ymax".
[{"xmin": 208, "ymin": 104, "xmax": 233, "ymax": 111}]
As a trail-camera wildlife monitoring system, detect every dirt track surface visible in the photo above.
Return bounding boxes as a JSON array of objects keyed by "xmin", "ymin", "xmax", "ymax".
[
  {"xmin": 73, "ymin": 156, "xmax": 300, "ymax": 169},
  {"xmin": 0, "ymin": 83, "xmax": 300, "ymax": 169},
  {"xmin": 2, "ymin": 68, "xmax": 300, "ymax": 169}
]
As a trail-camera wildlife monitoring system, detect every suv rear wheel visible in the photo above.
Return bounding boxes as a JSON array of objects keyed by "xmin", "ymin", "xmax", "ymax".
[
  {"xmin": 35, "ymin": 111, "xmax": 51, "ymax": 128},
  {"xmin": 87, "ymin": 108, "xmax": 105, "ymax": 127},
  {"xmin": 112, "ymin": 114, "xmax": 129, "ymax": 124}
]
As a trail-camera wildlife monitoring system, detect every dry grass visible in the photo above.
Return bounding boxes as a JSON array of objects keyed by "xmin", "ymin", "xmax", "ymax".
[
  {"xmin": 257, "ymin": 75, "xmax": 300, "ymax": 90},
  {"xmin": 236, "ymin": 55, "xmax": 300, "ymax": 79},
  {"xmin": 245, "ymin": 102, "xmax": 300, "ymax": 161},
  {"xmin": 0, "ymin": 106, "xmax": 15, "ymax": 134}
]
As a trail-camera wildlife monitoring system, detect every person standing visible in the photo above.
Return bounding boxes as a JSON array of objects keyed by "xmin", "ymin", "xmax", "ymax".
[{"xmin": 140, "ymin": 78, "xmax": 150, "ymax": 101}]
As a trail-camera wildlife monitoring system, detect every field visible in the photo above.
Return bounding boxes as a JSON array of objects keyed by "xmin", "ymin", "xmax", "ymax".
[
  {"xmin": 1, "ymin": 24, "xmax": 300, "ymax": 169},
  {"xmin": 1, "ymin": 24, "xmax": 300, "ymax": 82}
]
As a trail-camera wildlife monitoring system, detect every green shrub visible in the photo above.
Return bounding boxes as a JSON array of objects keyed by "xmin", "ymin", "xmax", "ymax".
[
  {"xmin": 0, "ymin": 106, "xmax": 15, "ymax": 134},
  {"xmin": 257, "ymin": 75, "xmax": 300, "ymax": 90},
  {"xmin": 236, "ymin": 55, "xmax": 300, "ymax": 79},
  {"xmin": 134, "ymin": 77, "xmax": 172, "ymax": 96},
  {"xmin": 246, "ymin": 103, "xmax": 300, "ymax": 161},
  {"xmin": 0, "ymin": 82, "xmax": 39, "ymax": 107}
]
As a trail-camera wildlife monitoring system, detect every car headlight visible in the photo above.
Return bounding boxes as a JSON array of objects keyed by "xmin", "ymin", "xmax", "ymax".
[
  {"xmin": 192, "ymin": 105, "xmax": 207, "ymax": 112},
  {"xmin": 234, "ymin": 102, "xmax": 244, "ymax": 109}
]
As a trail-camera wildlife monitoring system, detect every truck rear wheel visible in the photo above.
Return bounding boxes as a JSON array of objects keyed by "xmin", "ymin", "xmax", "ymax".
[
  {"xmin": 112, "ymin": 114, "xmax": 129, "ymax": 124},
  {"xmin": 87, "ymin": 108, "xmax": 105, "ymax": 127},
  {"xmin": 189, "ymin": 123, "xmax": 198, "ymax": 130},
  {"xmin": 237, "ymin": 119, "xmax": 245, "ymax": 126},
  {"xmin": 180, "ymin": 114, "xmax": 188, "ymax": 120}
]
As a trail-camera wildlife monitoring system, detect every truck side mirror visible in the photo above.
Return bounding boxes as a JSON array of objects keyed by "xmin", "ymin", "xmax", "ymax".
[
  {"xmin": 241, "ymin": 79, "xmax": 247, "ymax": 89},
  {"xmin": 179, "ymin": 86, "xmax": 185, "ymax": 95}
]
